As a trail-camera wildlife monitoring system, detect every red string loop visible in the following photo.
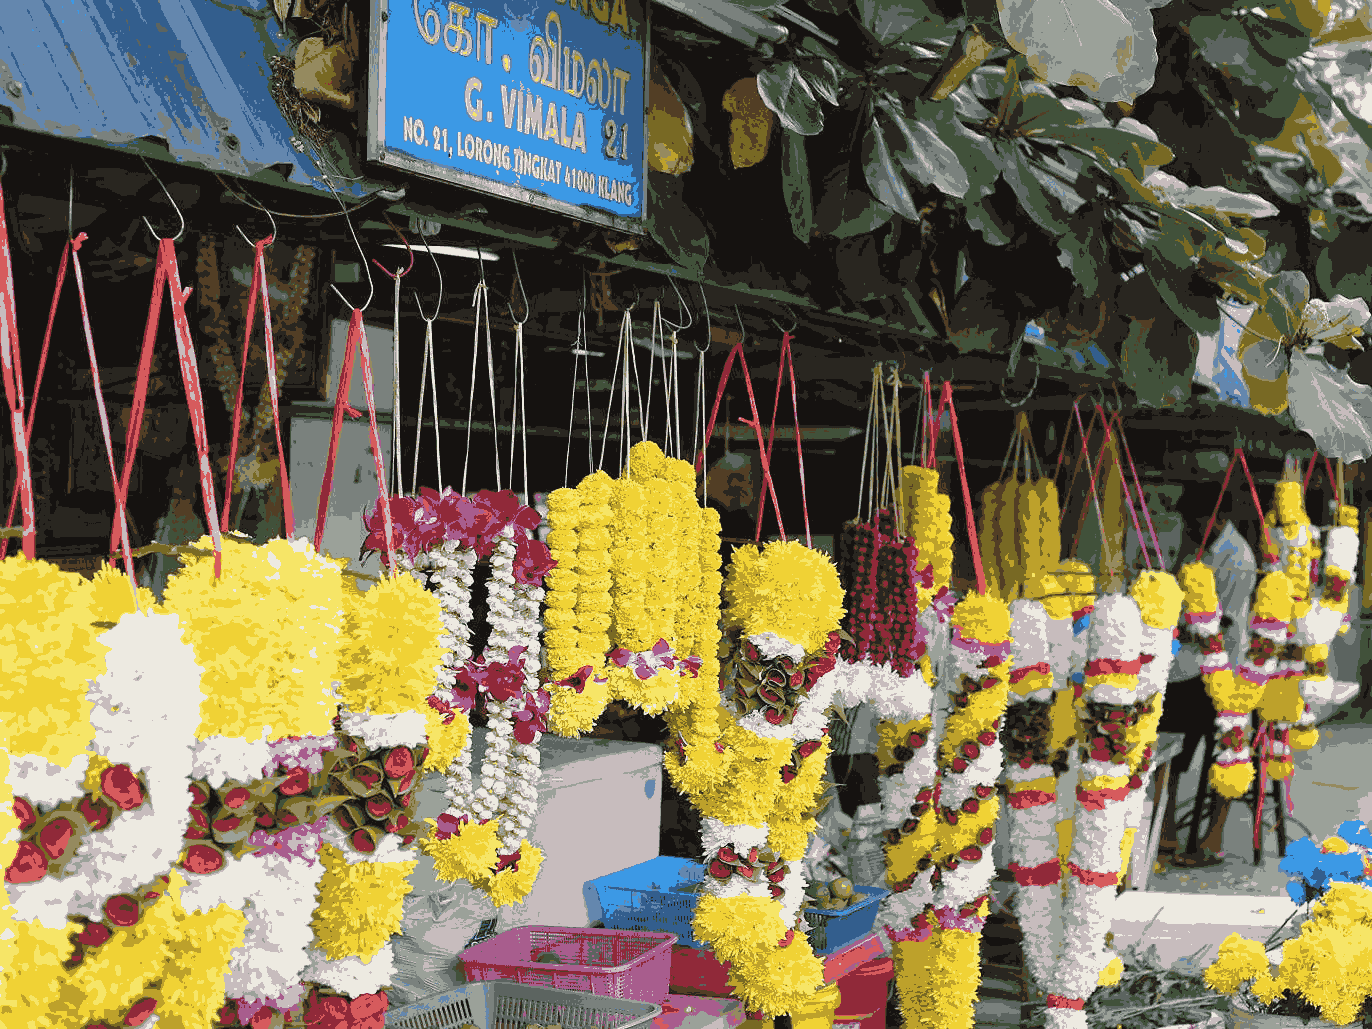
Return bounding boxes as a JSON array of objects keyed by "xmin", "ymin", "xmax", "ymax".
[
  {"xmin": 221, "ymin": 238, "xmax": 295, "ymax": 538},
  {"xmin": 313, "ymin": 309, "xmax": 394, "ymax": 571},
  {"xmin": 1068, "ymin": 402, "xmax": 1112, "ymax": 561},
  {"xmin": 0, "ymin": 177, "xmax": 36, "ymax": 559},
  {"xmin": 1110, "ymin": 410, "xmax": 1164, "ymax": 569},
  {"xmin": 942, "ymin": 381, "xmax": 986, "ymax": 596},
  {"xmin": 696, "ymin": 341, "xmax": 786, "ymax": 544},
  {"xmin": 757, "ymin": 331, "xmax": 812, "ymax": 547},
  {"xmin": 1097, "ymin": 408, "xmax": 1151, "ymax": 572}
]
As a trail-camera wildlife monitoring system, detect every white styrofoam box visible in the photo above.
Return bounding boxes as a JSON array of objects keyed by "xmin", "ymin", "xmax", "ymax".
[
  {"xmin": 412, "ymin": 730, "xmax": 664, "ymax": 929},
  {"xmin": 289, "ymin": 415, "xmax": 390, "ymax": 581},
  {"xmin": 1110, "ymin": 890, "xmax": 1300, "ymax": 970}
]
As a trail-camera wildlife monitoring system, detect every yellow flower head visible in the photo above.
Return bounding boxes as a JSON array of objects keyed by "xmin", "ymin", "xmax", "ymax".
[
  {"xmin": 482, "ymin": 844, "xmax": 545, "ymax": 906},
  {"xmin": 952, "ymin": 592, "xmax": 1012, "ymax": 643},
  {"xmin": 1338, "ymin": 505, "xmax": 1359, "ymax": 530},
  {"xmin": 1253, "ymin": 571, "xmax": 1295, "ymax": 624},
  {"xmin": 1322, "ymin": 835, "xmax": 1352, "ymax": 854},
  {"xmin": 88, "ymin": 565, "xmax": 156, "ymax": 621},
  {"xmin": 0, "ymin": 556, "xmax": 104, "ymax": 764},
  {"xmin": 1204, "ymin": 933, "xmax": 1269, "ymax": 994},
  {"xmin": 1274, "ymin": 481, "xmax": 1306, "ymax": 526},
  {"xmin": 337, "ymin": 571, "xmax": 446, "ymax": 716},
  {"xmin": 1056, "ymin": 559, "xmax": 1095, "ymax": 597},
  {"xmin": 311, "ymin": 845, "xmax": 417, "ymax": 961},
  {"xmin": 160, "ymin": 536, "xmax": 346, "ymax": 740},
  {"xmin": 627, "ymin": 440, "xmax": 668, "ymax": 481},
  {"xmin": 723, "ymin": 540, "xmax": 844, "ymax": 654},
  {"xmin": 1131, "ymin": 571, "xmax": 1185, "ymax": 629}
]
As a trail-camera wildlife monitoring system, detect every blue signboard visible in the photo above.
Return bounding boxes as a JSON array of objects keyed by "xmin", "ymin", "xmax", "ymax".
[{"xmin": 368, "ymin": 0, "xmax": 647, "ymax": 232}]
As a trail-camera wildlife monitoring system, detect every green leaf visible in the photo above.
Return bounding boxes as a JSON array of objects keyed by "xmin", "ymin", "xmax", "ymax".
[
  {"xmin": 880, "ymin": 97, "xmax": 972, "ymax": 198},
  {"xmin": 856, "ymin": 0, "xmax": 945, "ymax": 45},
  {"xmin": 756, "ymin": 62, "xmax": 825, "ymax": 136},
  {"xmin": 781, "ymin": 130, "xmax": 815, "ymax": 243},
  {"xmin": 863, "ymin": 112, "xmax": 922, "ymax": 220},
  {"xmin": 795, "ymin": 53, "xmax": 841, "ymax": 106},
  {"xmin": 1120, "ymin": 315, "xmax": 1198, "ymax": 408},
  {"xmin": 1262, "ymin": 270, "xmax": 1311, "ymax": 339},
  {"xmin": 1187, "ymin": 15, "xmax": 1291, "ymax": 92},
  {"xmin": 647, "ymin": 172, "xmax": 710, "ymax": 277},
  {"xmin": 1288, "ymin": 346, "xmax": 1372, "ymax": 462},
  {"xmin": 965, "ymin": 194, "xmax": 1016, "ymax": 246},
  {"xmin": 998, "ymin": 0, "xmax": 1159, "ymax": 103},
  {"xmin": 1000, "ymin": 146, "xmax": 1072, "ymax": 236},
  {"xmin": 1057, "ymin": 208, "xmax": 1109, "ymax": 298},
  {"xmin": 1246, "ymin": 16, "xmax": 1311, "ymax": 63},
  {"xmin": 816, "ymin": 162, "xmax": 896, "ymax": 238},
  {"xmin": 1147, "ymin": 264, "xmax": 1220, "ymax": 336}
]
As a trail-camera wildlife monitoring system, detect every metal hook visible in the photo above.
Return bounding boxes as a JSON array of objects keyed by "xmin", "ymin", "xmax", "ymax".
[
  {"xmin": 327, "ymin": 212, "xmax": 376, "ymax": 312},
  {"xmin": 68, "ymin": 168, "xmax": 75, "ymax": 240},
  {"xmin": 372, "ymin": 214, "xmax": 415, "ymax": 280},
  {"xmin": 770, "ymin": 302, "xmax": 798, "ymax": 335},
  {"xmin": 694, "ymin": 282, "xmax": 712, "ymax": 354},
  {"xmin": 508, "ymin": 250, "xmax": 529, "ymax": 325},
  {"xmin": 733, "ymin": 305, "xmax": 747, "ymax": 348},
  {"xmin": 999, "ymin": 352, "xmax": 1040, "ymax": 409},
  {"xmin": 623, "ymin": 287, "xmax": 642, "ymax": 313},
  {"xmin": 0, "ymin": 147, "xmax": 7, "ymax": 179},
  {"xmin": 235, "ymin": 202, "xmax": 278, "ymax": 249},
  {"xmin": 474, "ymin": 247, "xmax": 488, "ymax": 289},
  {"xmin": 660, "ymin": 277, "xmax": 693, "ymax": 333},
  {"xmin": 412, "ymin": 227, "xmax": 444, "ymax": 322},
  {"xmin": 140, "ymin": 158, "xmax": 187, "ymax": 243}
]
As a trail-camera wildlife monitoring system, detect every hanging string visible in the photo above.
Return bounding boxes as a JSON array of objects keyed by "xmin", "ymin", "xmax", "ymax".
[
  {"xmin": 694, "ymin": 337, "xmax": 708, "ymax": 506},
  {"xmin": 463, "ymin": 281, "xmax": 502, "ymax": 494},
  {"xmin": 1110, "ymin": 410, "xmax": 1163, "ymax": 569},
  {"xmin": 889, "ymin": 367, "xmax": 903, "ymax": 532},
  {"xmin": 596, "ymin": 304, "xmax": 626, "ymax": 473},
  {"xmin": 942, "ymin": 380, "xmax": 986, "ymax": 596},
  {"xmin": 390, "ymin": 268, "xmax": 404, "ymax": 498},
  {"xmin": 857, "ymin": 367, "xmax": 879, "ymax": 522},
  {"xmin": 1098, "ymin": 411, "xmax": 1152, "ymax": 572},
  {"xmin": 648, "ymin": 300, "xmax": 662, "ymax": 450},
  {"xmin": 621, "ymin": 310, "xmax": 636, "ymax": 472},
  {"xmin": 566, "ymin": 286, "xmax": 593, "ymax": 487},
  {"xmin": 411, "ymin": 310, "xmax": 443, "ymax": 493},
  {"xmin": 1070, "ymin": 401, "xmax": 1112, "ymax": 571},
  {"xmin": 507, "ymin": 319, "xmax": 529, "ymax": 503}
]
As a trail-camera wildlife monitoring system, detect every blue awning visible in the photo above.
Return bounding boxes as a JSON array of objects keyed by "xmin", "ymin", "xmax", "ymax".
[{"xmin": 0, "ymin": 0, "xmax": 361, "ymax": 194}]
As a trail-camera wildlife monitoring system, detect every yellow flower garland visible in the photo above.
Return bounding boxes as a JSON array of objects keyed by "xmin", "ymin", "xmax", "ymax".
[
  {"xmin": 311, "ymin": 845, "xmax": 418, "ymax": 962},
  {"xmin": 160, "ymin": 535, "xmax": 347, "ymax": 741}
]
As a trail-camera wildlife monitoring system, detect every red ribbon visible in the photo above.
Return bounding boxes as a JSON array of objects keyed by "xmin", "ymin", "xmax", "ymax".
[
  {"xmin": 1076, "ymin": 784, "xmax": 1130, "ymax": 810},
  {"xmin": 0, "ymin": 177, "xmax": 36, "ymax": 559},
  {"xmin": 1009, "ymin": 860, "xmax": 1061, "ymax": 886},
  {"xmin": 1009, "ymin": 662, "xmax": 1052, "ymax": 684},
  {"xmin": 756, "ymin": 330, "xmax": 812, "ymax": 547},
  {"xmin": 1085, "ymin": 658, "xmax": 1143, "ymax": 676},
  {"xmin": 313, "ymin": 308, "xmax": 394, "ymax": 570},
  {"xmin": 1046, "ymin": 996, "xmax": 1086, "ymax": 1011},
  {"xmin": 221, "ymin": 235, "xmax": 294, "ymax": 538},
  {"xmin": 1067, "ymin": 861, "xmax": 1119, "ymax": 888},
  {"xmin": 1008, "ymin": 789, "xmax": 1055, "ymax": 810},
  {"xmin": 943, "ymin": 381, "xmax": 986, "ymax": 596}
]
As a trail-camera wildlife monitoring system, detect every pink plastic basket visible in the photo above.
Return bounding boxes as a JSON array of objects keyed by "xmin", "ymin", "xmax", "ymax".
[{"xmin": 460, "ymin": 926, "xmax": 677, "ymax": 1002}]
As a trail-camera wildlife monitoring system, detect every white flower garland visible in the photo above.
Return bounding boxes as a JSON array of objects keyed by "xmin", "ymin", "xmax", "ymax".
[
  {"xmin": 4, "ymin": 753, "xmax": 89, "ymax": 810},
  {"xmin": 224, "ymin": 848, "xmax": 328, "ymax": 1006},
  {"xmin": 5, "ymin": 611, "xmax": 205, "ymax": 931},
  {"xmin": 302, "ymin": 941, "xmax": 399, "ymax": 997},
  {"xmin": 1047, "ymin": 594, "xmax": 1144, "ymax": 1029}
]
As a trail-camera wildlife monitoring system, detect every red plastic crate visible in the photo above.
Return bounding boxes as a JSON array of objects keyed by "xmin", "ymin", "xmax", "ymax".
[{"xmin": 461, "ymin": 926, "xmax": 677, "ymax": 1002}]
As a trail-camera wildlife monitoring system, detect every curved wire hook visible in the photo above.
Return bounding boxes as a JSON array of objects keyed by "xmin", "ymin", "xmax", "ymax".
[
  {"xmin": 999, "ymin": 353, "xmax": 1040, "ymax": 409},
  {"xmin": 68, "ymin": 168, "xmax": 75, "ymax": 240},
  {"xmin": 733, "ymin": 305, "xmax": 747, "ymax": 348},
  {"xmin": 770, "ymin": 302, "xmax": 798, "ymax": 335},
  {"xmin": 140, "ymin": 158, "xmax": 186, "ymax": 243},
  {"xmin": 508, "ymin": 250, "xmax": 529, "ymax": 325},
  {"xmin": 412, "ymin": 228, "xmax": 444, "ymax": 322},
  {"xmin": 328, "ymin": 214, "xmax": 376, "ymax": 312},
  {"xmin": 694, "ymin": 282, "xmax": 712, "ymax": 354},
  {"xmin": 235, "ymin": 201, "xmax": 278, "ymax": 248},
  {"xmin": 372, "ymin": 214, "xmax": 415, "ymax": 280},
  {"xmin": 660, "ymin": 277, "xmax": 694, "ymax": 333},
  {"xmin": 0, "ymin": 147, "xmax": 7, "ymax": 179}
]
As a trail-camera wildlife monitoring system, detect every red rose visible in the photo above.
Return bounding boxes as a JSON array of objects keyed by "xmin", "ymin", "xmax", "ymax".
[
  {"xmin": 124, "ymin": 997, "xmax": 158, "ymax": 1026},
  {"xmin": 249, "ymin": 1009, "xmax": 276, "ymax": 1029},
  {"xmin": 212, "ymin": 815, "xmax": 242, "ymax": 834},
  {"xmin": 395, "ymin": 770, "xmax": 416, "ymax": 795},
  {"xmin": 5, "ymin": 841, "xmax": 49, "ymax": 883},
  {"xmin": 13, "ymin": 796, "xmax": 36, "ymax": 832},
  {"xmin": 101, "ymin": 765, "xmax": 146, "ymax": 811},
  {"xmin": 79, "ymin": 794, "xmax": 113, "ymax": 831},
  {"xmin": 76, "ymin": 922, "xmax": 113, "ymax": 947},
  {"xmin": 366, "ymin": 797, "xmax": 394, "ymax": 821},
  {"xmin": 39, "ymin": 817, "xmax": 76, "ymax": 860},
  {"xmin": 383, "ymin": 748, "xmax": 415, "ymax": 779},
  {"xmin": 351, "ymin": 994, "xmax": 388, "ymax": 1017},
  {"xmin": 183, "ymin": 844, "xmax": 225, "ymax": 875},
  {"xmin": 104, "ymin": 894, "xmax": 141, "ymax": 927},
  {"xmin": 306, "ymin": 995, "xmax": 350, "ymax": 1029},
  {"xmin": 351, "ymin": 830, "xmax": 377, "ymax": 853},
  {"xmin": 218, "ymin": 1004, "xmax": 237, "ymax": 1026},
  {"xmin": 222, "ymin": 787, "xmax": 252, "ymax": 809},
  {"xmin": 189, "ymin": 783, "xmax": 211, "ymax": 807},
  {"xmin": 279, "ymin": 767, "xmax": 311, "ymax": 796}
]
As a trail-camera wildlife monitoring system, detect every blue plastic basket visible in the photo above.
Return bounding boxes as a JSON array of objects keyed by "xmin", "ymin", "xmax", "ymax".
[
  {"xmin": 585, "ymin": 856, "xmax": 708, "ymax": 948},
  {"xmin": 802, "ymin": 885, "xmax": 887, "ymax": 955},
  {"xmin": 586, "ymin": 857, "xmax": 888, "ymax": 956}
]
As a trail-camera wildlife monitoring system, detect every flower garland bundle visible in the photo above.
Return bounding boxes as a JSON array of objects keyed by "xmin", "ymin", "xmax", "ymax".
[
  {"xmin": 1047, "ymin": 561, "xmax": 1097, "ymax": 879},
  {"xmin": 1119, "ymin": 573, "xmax": 1185, "ymax": 880},
  {"xmin": 1180, "ymin": 561, "xmax": 1256, "ymax": 799},
  {"xmin": 686, "ymin": 540, "xmax": 844, "ymax": 1017},
  {"xmin": 1239, "ymin": 571, "xmax": 1298, "ymax": 784},
  {"xmin": 901, "ymin": 464, "xmax": 954, "ymax": 611},
  {"xmin": 1291, "ymin": 502, "xmax": 1361, "ymax": 752},
  {"xmin": 891, "ymin": 595, "xmax": 1012, "ymax": 1029},
  {"xmin": 1000, "ymin": 596, "xmax": 1061, "ymax": 992},
  {"xmin": 1046, "ymin": 594, "xmax": 1146, "ymax": 1029},
  {"xmin": 545, "ymin": 442, "xmax": 720, "ymax": 737}
]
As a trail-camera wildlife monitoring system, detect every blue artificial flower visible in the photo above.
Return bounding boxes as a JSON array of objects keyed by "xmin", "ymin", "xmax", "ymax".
[
  {"xmin": 1279, "ymin": 835, "xmax": 1366, "ymax": 903},
  {"xmin": 1336, "ymin": 819, "xmax": 1372, "ymax": 851}
]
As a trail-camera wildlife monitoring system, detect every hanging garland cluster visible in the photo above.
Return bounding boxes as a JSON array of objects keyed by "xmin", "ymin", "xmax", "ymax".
[
  {"xmin": 893, "ymin": 594, "xmax": 1013, "ymax": 1029},
  {"xmin": 1292, "ymin": 501, "xmax": 1361, "ymax": 747},
  {"xmin": 542, "ymin": 441, "xmax": 721, "ymax": 735},
  {"xmin": 1242, "ymin": 570, "xmax": 1299, "ymax": 784},
  {"xmin": 678, "ymin": 540, "xmax": 844, "ymax": 1017},
  {"xmin": 1, "ymin": 538, "xmax": 439, "ymax": 1027},
  {"xmin": 1119, "ymin": 573, "xmax": 1185, "ymax": 883},
  {"xmin": 974, "ymin": 424, "xmax": 1059, "ymax": 604}
]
